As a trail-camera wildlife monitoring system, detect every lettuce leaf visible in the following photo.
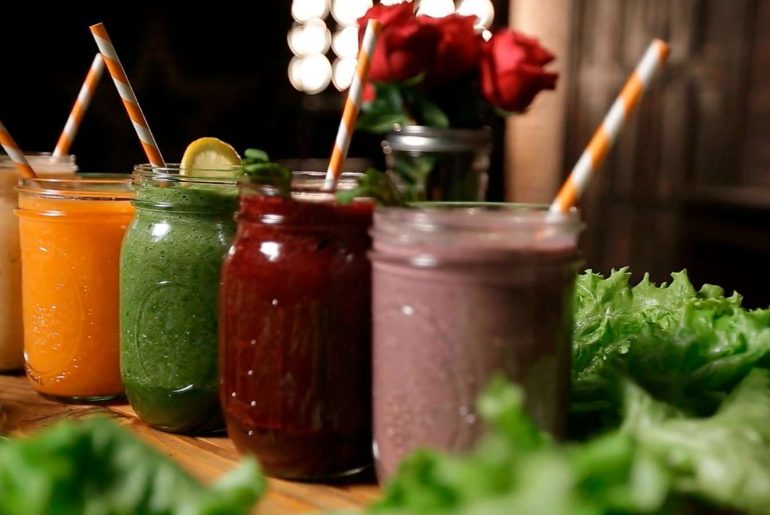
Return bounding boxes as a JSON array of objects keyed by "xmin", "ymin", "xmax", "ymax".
[
  {"xmin": 371, "ymin": 370, "xmax": 770, "ymax": 515},
  {"xmin": 368, "ymin": 270, "xmax": 770, "ymax": 515},
  {"xmin": 0, "ymin": 418, "xmax": 265, "ymax": 515},
  {"xmin": 371, "ymin": 379, "xmax": 674, "ymax": 515},
  {"xmin": 572, "ymin": 269, "xmax": 770, "ymax": 431},
  {"xmin": 623, "ymin": 369, "xmax": 770, "ymax": 513}
]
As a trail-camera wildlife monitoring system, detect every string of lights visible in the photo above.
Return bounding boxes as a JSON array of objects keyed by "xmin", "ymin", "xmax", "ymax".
[{"xmin": 288, "ymin": 0, "xmax": 494, "ymax": 94}]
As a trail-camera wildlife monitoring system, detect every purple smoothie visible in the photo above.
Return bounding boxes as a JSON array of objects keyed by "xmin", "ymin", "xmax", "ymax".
[{"xmin": 370, "ymin": 205, "xmax": 582, "ymax": 479}]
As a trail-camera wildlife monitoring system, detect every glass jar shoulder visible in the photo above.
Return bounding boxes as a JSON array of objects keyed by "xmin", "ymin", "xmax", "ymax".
[{"xmin": 133, "ymin": 182, "xmax": 238, "ymax": 215}]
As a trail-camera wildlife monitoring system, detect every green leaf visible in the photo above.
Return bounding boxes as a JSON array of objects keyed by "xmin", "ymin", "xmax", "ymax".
[
  {"xmin": 240, "ymin": 162, "xmax": 292, "ymax": 196},
  {"xmin": 356, "ymin": 112, "xmax": 411, "ymax": 134},
  {"xmin": 357, "ymin": 84, "xmax": 412, "ymax": 134},
  {"xmin": 391, "ymin": 154, "xmax": 436, "ymax": 201},
  {"xmin": 624, "ymin": 369, "xmax": 770, "ymax": 513},
  {"xmin": 570, "ymin": 268, "xmax": 768, "ymax": 432},
  {"xmin": 243, "ymin": 148, "xmax": 269, "ymax": 164},
  {"xmin": 411, "ymin": 95, "xmax": 449, "ymax": 129},
  {"xmin": 0, "ymin": 418, "xmax": 264, "ymax": 515},
  {"xmin": 336, "ymin": 168, "xmax": 405, "ymax": 207}
]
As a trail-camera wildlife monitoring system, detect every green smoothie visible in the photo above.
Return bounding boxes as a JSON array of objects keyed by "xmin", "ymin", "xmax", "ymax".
[{"xmin": 120, "ymin": 174, "xmax": 237, "ymax": 434}]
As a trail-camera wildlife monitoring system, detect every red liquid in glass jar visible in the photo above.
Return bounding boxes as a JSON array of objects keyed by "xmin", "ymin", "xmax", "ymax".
[{"xmin": 219, "ymin": 191, "xmax": 373, "ymax": 479}]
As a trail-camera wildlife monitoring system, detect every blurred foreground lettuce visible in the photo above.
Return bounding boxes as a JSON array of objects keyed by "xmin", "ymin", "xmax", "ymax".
[
  {"xmin": 369, "ymin": 270, "xmax": 770, "ymax": 515},
  {"xmin": 372, "ymin": 371, "xmax": 770, "ymax": 515},
  {"xmin": 0, "ymin": 418, "xmax": 265, "ymax": 515}
]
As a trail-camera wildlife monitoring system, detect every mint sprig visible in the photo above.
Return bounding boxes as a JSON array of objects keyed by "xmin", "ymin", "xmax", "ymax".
[
  {"xmin": 239, "ymin": 148, "xmax": 291, "ymax": 196},
  {"xmin": 336, "ymin": 168, "xmax": 406, "ymax": 207}
]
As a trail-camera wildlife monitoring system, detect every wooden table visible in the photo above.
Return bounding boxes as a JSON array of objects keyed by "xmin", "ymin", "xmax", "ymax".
[{"xmin": 0, "ymin": 374, "xmax": 380, "ymax": 514}]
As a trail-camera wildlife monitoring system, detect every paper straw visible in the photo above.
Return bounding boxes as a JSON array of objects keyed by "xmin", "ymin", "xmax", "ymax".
[
  {"xmin": 550, "ymin": 39, "xmax": 670, "ymax": 213},
  {"xmin": 323, "ymin": 19, "xmax": 382, "ymax": 191},
  {"xmin": 0, "ymin": 120, "xmax": 37, "ymax": 178},
  {"xmin": 53, "ymin": 54, "xmax": 105, "ymax": 156},
  {"xmin": 90, "ymin": 22, "xmax": 166, "ymax": 168}
]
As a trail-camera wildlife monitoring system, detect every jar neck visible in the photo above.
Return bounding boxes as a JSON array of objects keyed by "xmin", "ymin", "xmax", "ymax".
[
  {"xmin": 0, "ymin": 153, "xmax": 78, "ymax": 174},
  {"xmin": 17, "ymin": 175, "xmax": 133, "ymax": 202},
  {"xmin": 372, "ymin": 204, "xmax": 583, "ymax": 251},
  {"xmin": 236, "ymin": 170, "xmax": 371, "ymax": 227},
  {"xmin": 384, "ymin": 126, "xmax": 492, "ymax": 153},
  {"xmin": 132, "ymin": 165, "xmax": 238, "ymax": 214}
]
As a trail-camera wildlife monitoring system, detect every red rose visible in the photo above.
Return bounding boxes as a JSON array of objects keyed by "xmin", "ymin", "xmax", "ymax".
[
  {"xmin": 358, "ymin": 2, "xmax": 440, "ymax": 83},
  {"xmin": 419, "ymin": 14, "xmax": 482, "ymax": 84},
  {"xmin": 479, "ymin": 29, "xmax": 558, "ymax": 112}
]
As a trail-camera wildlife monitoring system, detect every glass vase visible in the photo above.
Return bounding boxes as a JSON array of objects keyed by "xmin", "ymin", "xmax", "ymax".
[{"xmin": 381, "ymin": 125, "xmax": 492, "ymax": 201}]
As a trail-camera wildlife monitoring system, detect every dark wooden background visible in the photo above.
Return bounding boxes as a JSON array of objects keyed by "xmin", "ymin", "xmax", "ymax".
[{"xmin": 563, "ymin": 0, "xmax": 770, "ymax": 306}]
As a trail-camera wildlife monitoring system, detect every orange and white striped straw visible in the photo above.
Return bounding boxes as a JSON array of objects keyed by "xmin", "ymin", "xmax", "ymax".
[
  {"xmin": 323, "ymin": 19, "xmax": 382, "ymax": 191},
  {"xmin": 0, "ymin": 120, "xmax": 37, "ymax": 178},
  {"xmin": 53, "ymin": 53, "xmax": 105, "ymax": 156},
  {"xmin": 550, "ymin": 39, "xmax": 670, "ymax": 213},
  {"xmin": 90, "ymin": 22, "xmax": 166, "ymax": 168}
]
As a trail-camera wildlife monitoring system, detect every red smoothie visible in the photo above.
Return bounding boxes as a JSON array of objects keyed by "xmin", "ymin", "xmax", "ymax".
[{"xmin": 219, "ymin": 174, "xmax": 373, "ymax": 480}]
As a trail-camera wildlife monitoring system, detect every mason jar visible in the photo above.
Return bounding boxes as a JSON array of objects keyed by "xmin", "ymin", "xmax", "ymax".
[
  {"xmin": 219, "ymin": 171, "xmax": 373, "ymax": 479},
  {"xmin": 0, "ymin": 154, "xmax": 77, "ymax": 372},
  {"xmin": 120, "ymin": 164, "xmax": 238, "ymax": 434},
  {"xmin": 16, "ymin": 174, "xmax": 133, "ymax": 401},
  {"xmin": 381, "ymin": 125, "xmax": 492, "ymax": 201},
  {"xmin": 370, "ymin": 203, "xmax": 583, "ymax": 480}
]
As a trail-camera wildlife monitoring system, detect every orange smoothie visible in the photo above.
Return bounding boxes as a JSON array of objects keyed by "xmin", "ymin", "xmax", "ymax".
[
  {"xmin": 16, "ymin": 175, "xmax": 133, "ymax": 401},
  {"xmin": 0, "ymin": 154, "xmax": 77, "ymax": 372}
]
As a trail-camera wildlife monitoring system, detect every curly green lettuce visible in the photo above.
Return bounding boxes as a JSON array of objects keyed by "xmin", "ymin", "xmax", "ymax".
[
  {"xmin": 0, "ymin": 418, "xmax": 264, "ymax": 515},
  {"xmin": 572, "ymin": 269, "xmax": 770, "ymax": 430},
  {"xmin": 367, "ymin": 270, "xmax": 770, "ymax": 515}
]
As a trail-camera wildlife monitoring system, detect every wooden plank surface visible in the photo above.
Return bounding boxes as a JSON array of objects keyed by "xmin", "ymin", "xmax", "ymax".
[{"xmin": 0, "ymin": 374, "xmax": 380, "ymax": 514}]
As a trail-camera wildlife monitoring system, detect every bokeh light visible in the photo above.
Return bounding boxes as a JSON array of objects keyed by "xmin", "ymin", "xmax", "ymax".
[
  {"xmin": 287, "ymin": 20, "xmax": 331, "ymax": 56},
  {"xmin": 416, "ymin": 0, "xmax": 455, "ymax": 17},
  {"xmin": 331, "ymin": 0, "xmax": 373, "ymax": 26},
  {"xmin": 457, "ymin": 0, "xmax": 495, "ymax": 28},
  {"xmin": 332, "ymin": 58, "xmax": 358, "ymax": 90},
  {"xmin": 289, "ymin": 55, "xmax": 333, "ymax": 94},
  {"xmin": 332, "ymin": 26, "xmax": 359, "ymax": 59},
  {"xmin": 291, "ymin": 0, "xmax": 330, "ymax": 23},
  {"xmin": 292, "ymin": 0, "xmax": 492, "ymax": 93}
]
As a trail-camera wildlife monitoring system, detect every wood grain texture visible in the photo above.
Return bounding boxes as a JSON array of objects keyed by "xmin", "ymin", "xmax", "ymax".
[{"xmin": 0, "ymin": 374, "xmax": 380, "ymax": 514}]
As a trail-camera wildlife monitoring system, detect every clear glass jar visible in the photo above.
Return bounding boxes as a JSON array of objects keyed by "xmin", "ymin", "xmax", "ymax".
[
  {"xmin": 16, "ymin": 174, "xmax": 133, "ymax": 402},
  {"xmin": 381, "ymin": 126, "xmax": 492, "ymax": 201},
  {"xmin": 0, "ymin": 154, "xmax": 77, "ymax": 372},
  {"xmin": 120, "ymin": 164, "xmax": 238, "ymax": 434},
  {"xmin": 219, "ymin": 171, "xmax": 374, "ymax": 479},
  {"xmin": 370, "ymin": 203, "xmax": 583, "ymax": 480}
]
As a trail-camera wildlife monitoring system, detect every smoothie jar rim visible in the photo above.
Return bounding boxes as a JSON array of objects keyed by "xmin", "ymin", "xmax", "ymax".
[
  {"xmin": 375, "ymin": 202, "xmax": 583, "ymax": 232},
  {"xmin": 134, "ymin": 163, "xmax": 240, "ymax": 185},
  {"xmin": 239, "ymin": 170, "xmax": 369, "ymax": 203},
  {"xmin": 1, "ymin": 153, "xmax": 78, "ymax": 177},
  {"xmin": 371, "ymin": 202, "xmax": 584, "ymax": 262},
  {"xmin": 0, "ymin": 153, "xmax": 76, "ymax": 166},
  {"xmin": 17, "ymin": 173, "xmax": 133, "ymax": 201}
]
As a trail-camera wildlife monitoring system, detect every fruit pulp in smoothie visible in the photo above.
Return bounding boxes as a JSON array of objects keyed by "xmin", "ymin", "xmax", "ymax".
[
  {"xmin": 371, "ymin": 219, "xmax": 579, "ymax": 479},
  {"xmin": 17, "ymin": 185, "xmax": 133, "ymax": 399},
  {"xmin": 120, "ymin": 183, "xmax": 236, "ymax": 433},
  {"xmin": 219, "ymin": 193, "xmax": 373, "ymax": 479}
]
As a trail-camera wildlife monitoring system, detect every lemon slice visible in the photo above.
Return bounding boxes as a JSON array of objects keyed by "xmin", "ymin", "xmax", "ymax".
[{"xmin": 180, "ymin": 137, "xmax": 241, "ymax": 176}]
